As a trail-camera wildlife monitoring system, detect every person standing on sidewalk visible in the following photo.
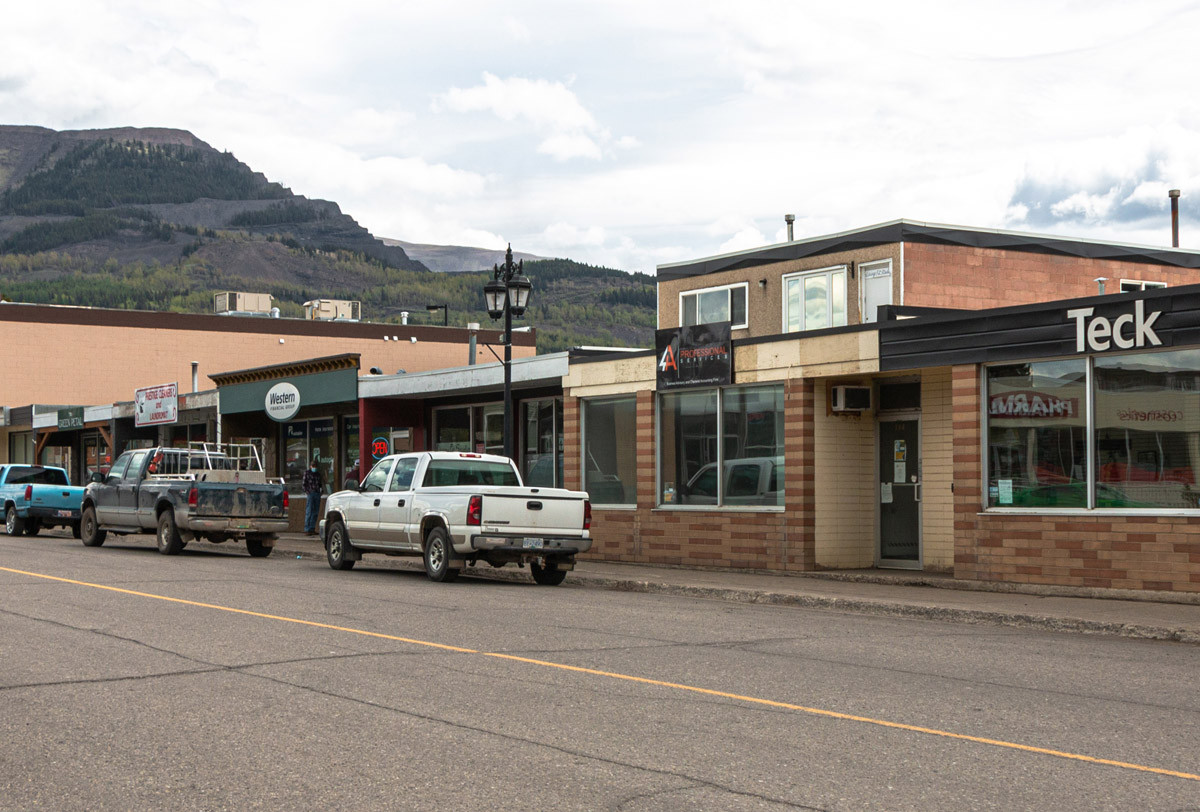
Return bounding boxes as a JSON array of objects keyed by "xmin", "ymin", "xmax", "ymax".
[{"xmin": 303, "ymin": 457, "xmax": 324, "ymax": 536}]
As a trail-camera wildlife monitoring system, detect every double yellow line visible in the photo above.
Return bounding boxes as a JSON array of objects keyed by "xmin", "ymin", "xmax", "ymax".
[{"xmin": 3, "ymin": 564, "xmax": 1197, "ymax": 783}]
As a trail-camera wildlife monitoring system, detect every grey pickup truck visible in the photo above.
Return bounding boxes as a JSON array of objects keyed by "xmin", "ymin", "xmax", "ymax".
[{"xmin": 79, "ymin": 443, "xmax": 288, "ymax": 556}]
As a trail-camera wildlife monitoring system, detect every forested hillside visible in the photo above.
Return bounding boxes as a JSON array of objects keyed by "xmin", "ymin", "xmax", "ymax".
[{"xmin": 0, "ymin": 126, "xmax": 657, "ymax": 351}]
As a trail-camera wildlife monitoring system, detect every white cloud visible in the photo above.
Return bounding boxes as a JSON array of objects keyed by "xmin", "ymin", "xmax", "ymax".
[
  {"xmin": 5, "ymin": 1, "xmax": 1200, "ymax": 273},
  {"xmin": 435, "ymin": 72, "xmax": 616, "ymax": 162}
]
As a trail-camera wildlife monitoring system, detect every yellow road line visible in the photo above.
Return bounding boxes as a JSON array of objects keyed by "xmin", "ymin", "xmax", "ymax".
[{"xmin": 4, "ymin": 564, "xmax": 1198, "ymax": 783}]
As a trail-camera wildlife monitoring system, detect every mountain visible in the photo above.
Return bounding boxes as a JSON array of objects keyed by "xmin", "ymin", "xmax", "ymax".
[
  {"xmin": 382, "ymin": 239, "xmax": 548, "ymax": 273},
  {"xmin": 0, "ymin": 125, "xmax": 656, "ymax": 352}
]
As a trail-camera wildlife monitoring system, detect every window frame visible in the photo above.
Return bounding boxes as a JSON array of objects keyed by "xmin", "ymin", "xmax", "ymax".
[
  {"xmin": 782, "ymin": 264, "xmax": 848, "ymax": 333},
  {"xmin": 1119, "ymin": 279, "xmax": 1168, "ymax": 292},
  {"xmin": 655, "ymin": 383, "xmax": 785, "ymax": 511},
  {"xmin": 679, "ymin": 282, "xmax": 749, "ymax": 330},
  {"xmin": 982, "ymin": 347, "xmax": 1200, "ymax": 516}
]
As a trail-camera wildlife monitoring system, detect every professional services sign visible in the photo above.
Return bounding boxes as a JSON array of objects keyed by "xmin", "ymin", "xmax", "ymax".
[{"xmin": 656, "ymin": 322, "xmax": 732, "ymax": 390}]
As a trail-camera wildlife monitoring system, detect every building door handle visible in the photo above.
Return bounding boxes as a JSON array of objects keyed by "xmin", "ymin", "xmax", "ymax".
[{"xmin": 914, "ymin": 483, "xmax": 922, "ymax": 502}]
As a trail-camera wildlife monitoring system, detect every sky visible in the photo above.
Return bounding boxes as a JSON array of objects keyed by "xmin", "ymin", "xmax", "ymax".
[{"xmin": 4, "ymin": 1, "xmax": 1200, "ymax": 274}]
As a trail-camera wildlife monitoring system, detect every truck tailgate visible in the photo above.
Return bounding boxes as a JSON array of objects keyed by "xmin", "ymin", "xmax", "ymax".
[
  {"xmin": 481, "ymin": 491, "xmax": 585, "ymax": 536},
  {"xmin": 194, "ymin": 484, "xmax": 286, "ymax": 518}
]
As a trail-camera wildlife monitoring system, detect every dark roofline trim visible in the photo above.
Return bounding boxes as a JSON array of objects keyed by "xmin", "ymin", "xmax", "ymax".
[
  {"xmin": 0, "ymin": 302, "xmax": 535, "ymax": 346},
  {"xmin": 656, "ymin": 219, "xmax": 1200, "ymax": 283}
]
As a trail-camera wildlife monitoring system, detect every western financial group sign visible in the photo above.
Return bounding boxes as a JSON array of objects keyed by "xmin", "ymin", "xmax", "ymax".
[{"xmin": 656, "ymin": 322, "xmax": 732, "ymax": 390}]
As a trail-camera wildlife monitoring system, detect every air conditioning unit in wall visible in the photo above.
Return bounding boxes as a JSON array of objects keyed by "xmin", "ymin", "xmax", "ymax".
[{"xmin": 831, "ymin": 385, "xmax": 872, "ymax": 412}]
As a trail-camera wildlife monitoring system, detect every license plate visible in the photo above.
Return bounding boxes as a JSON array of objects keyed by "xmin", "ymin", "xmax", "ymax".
[
  {"xmin": 55, "ymin": 510, "xmax": 73, "ymax": 518},
  {"xmin": 522, "ymin": 537, "xmax": 543, "ymax": 550}
]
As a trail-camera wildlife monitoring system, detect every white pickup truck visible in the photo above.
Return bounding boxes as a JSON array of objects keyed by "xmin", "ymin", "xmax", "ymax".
[{"xmin": 320, "ymin": 451, "xmax": 592, "ymax": 585}]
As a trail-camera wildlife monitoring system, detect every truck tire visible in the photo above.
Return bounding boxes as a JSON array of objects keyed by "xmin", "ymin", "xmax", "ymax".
[
  {"xmin": 156, "ymin": 510, "xmax": 185, "ymax": 555},
  {"xmin": 23, "ymin": 519, "xmax": 40, "ymax": 536},
  {"xmin": 5, "ymin": 506, "xmax": 25, "ymax": 537},
  {"xmin": 530, "ymin": 560, "xmax": 567, "ymax": 586},
  {"xmin": 80, "ymin": 506, "xmax": 106, "ymax": 547},
  {"xmin": 245, "ymin": 535, "xmax": 273, "ymax": 558},
  {"xmin": 325, "ymin": 521, "xmax": 355, "ymax": 571},
  {"xmin": 423, "ymin": 526, "xmax": 459, "ymax": 583}
]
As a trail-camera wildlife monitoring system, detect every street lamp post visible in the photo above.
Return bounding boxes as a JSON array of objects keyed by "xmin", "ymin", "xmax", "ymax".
[
  {"xmin": 484, "ymin": 244, "xmax": 533, "ymax": 460},
  {"xmin": 426, "ymin": 304, "xmax": 448, "ymax": 326}
]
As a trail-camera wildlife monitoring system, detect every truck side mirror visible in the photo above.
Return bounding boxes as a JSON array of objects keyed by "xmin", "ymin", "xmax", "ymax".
[
  {"xmin": 90, "ymin": 472, "xmax": 104, "ymax": 484},
  {"xmin": 342, "ymin": 478, "xmax": 361, "ymax": 492}
]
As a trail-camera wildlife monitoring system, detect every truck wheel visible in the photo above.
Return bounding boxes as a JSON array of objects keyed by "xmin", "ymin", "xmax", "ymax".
[
  {"xmin": 156, "ymin": 511, "xmax": 184, "ymax": 555},
  {"xmin": 80, "ymin": 506, "xmax": 106, "ymax": 547},
  {"xmin": 530, "ymin": 560, "xmax": 567, "ymax": 586},
  {"xmin": 423, "ymin": 527, "xmax": 459, "ymax": 583},
  {"xmin": 245, "ymin": 535, "xmax": 273, "ymax": 558},
  {"xmin": 5, "ymin": 506, "xmax": 25, "ymax": 537},
  {"xmin": 23, "ymin": 519, "xmax": 40, "ymax": 536},
  {"xmin": 325, "ymin": 521, "xmax": 355, "ymax": 571}
]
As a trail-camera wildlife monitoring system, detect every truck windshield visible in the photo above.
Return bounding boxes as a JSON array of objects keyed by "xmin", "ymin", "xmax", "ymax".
[
  {"xmin": 6, "ymin": 467, "xmax": 69, "ymax": 486},
  {"xmin": 423, "ymin": 460, "xmax": 520, "ymax": 488}
]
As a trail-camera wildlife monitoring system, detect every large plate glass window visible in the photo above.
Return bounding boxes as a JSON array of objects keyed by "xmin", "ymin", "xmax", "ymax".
[
  {"xmin": 784, "ymin": 266, "xmax": 847, "ymax": 332},
  {"xmin": 681, "ymin": 283, "xmax": 748, "ymax": 329},
  {"xmin": 659, "ymin": 385, "xmax": 784, "ymax": 508},
  {"xmin": 722, "ymin": 385, "xmax": 784, "ymax": 507},
  {"xmin": 342, "ymin": 416, "xmax": 360, "ymax": 484},
  {"xmin": 1094, "ymin": 349, "xmax": 1200, "ymax": 509},
  {"xmin": 8, "ymin": 432, "xmax": 34, "ymax": 465},
  {"xmin": 581, "ymin": 396, "xmax": 636, "ymax": 505},
  {"xmin": 986, "ymin": 360, "xmax": 1087, "ymax": 508}
]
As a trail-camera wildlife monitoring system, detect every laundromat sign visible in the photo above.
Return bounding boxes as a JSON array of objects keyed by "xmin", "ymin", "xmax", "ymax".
[{"xmin": 265, "ymin": 382, "xmax": 301, "ymax": 421}]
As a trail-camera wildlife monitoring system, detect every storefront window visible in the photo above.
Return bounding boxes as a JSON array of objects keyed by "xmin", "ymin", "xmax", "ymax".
[
  {"xmin": 310, "ymin": 419, "xmax": 336, "ymax": 495},
  {"xmin": 434, "ymin": 407, "xmax": 471, "ymax": 452},
  {"xmin": 342, "ymin": 416, "xmax": 360, "ymax": 487},
  {"xmin": 659, "ymin": 384, "xmax": 784, "ymax": 508},
  {"xmin": 522, "ymin": 398, "xmax": 562, "ymax": 487},
  {"xmin": 723, "ymin": 385, "xmax": 785, "ymax": 507},
  {"xmin": 986, "ymin": 360, "xmax": 1087, "ymax": 508},
  {"xmin": 9, "ymin": 432, "xmax": 34, "ymax": 464},
  {"xmin": 435, "ymin": 405, "xmax": 504, "ymax": 455},
  {"xmin": 582, "ymin": 396, "xmax": 636, "ymax": 505},
  {"xmin": 1094, "ymin": 350, "xmax": 1200, "ymax": 509},
  {"xmin": 284, "ymin": 423, "xmax": 308, "ymax": 493}
]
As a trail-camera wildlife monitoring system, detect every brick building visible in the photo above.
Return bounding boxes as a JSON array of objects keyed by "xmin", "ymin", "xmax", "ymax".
[{"xmin": 560, "ymin": 220, "xmax": 1200, "ymax": 592}]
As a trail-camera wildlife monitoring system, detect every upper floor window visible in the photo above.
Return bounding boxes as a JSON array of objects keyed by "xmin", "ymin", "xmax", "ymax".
[
  {"xmin": 1120, "ymin": 280, "xmax": 1167, "ymax": 292},
  {"xmin": 681, "ymin": 283, "xmax": 748, "ymax": 329},
  {"xmin": 784, "ymin": 266, "xmax": 847, "ymax": 332}
]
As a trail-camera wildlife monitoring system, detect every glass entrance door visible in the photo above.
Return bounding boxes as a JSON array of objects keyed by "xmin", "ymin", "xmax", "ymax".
[{"xmin": 879, "ymin": 419, "xmax": 921, "ymax": 568}]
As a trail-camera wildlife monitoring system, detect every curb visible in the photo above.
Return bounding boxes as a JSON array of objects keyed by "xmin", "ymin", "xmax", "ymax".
[{"xmin": 268, "ymin": 540, "xmax": 1200, "ymax": 644}]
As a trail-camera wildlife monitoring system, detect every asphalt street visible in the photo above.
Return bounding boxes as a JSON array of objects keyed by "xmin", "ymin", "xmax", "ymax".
[{"xmin": 3, "ymin": 530, "xmax": 1200, "ymax": 811}]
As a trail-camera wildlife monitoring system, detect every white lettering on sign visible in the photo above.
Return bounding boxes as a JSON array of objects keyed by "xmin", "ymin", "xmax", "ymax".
[
  {"xmin": 264, "ymin": 382, "xmax": 302, "ymax": 421},
  {"xmin": 989, "ymin": 391, "xmax": 1078, "ymax": 418},
  {"xmin": 1067, "ymin": 300, "xmax": 1162, "ymax": 353}
]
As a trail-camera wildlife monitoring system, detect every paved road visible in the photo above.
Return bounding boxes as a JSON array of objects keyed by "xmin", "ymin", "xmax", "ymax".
[{"xmin": 3, "ymin": 532, "xmax": 1200, "ymax": 811}]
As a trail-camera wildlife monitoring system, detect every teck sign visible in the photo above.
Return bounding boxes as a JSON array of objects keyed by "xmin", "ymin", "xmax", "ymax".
[{"xmin": 1067, "ymin": 300, "xmax": 1163, "ymax": 353}]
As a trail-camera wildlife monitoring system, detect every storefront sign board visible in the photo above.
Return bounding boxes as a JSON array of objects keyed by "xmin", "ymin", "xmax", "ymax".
[
  {"xmin": 57, "ymin": 407, "xmax": 84, "ymax": 431},
  {"xmin": 655, "ymin": 322, "xmax": 732, "ymax": 390},
  {"xmin": 265, "ymin": 382, "xmax": 302, "ymax": 422},
  {"xmin": 134, "ymin": 382, "xmax": 178, "ymax": 427}
]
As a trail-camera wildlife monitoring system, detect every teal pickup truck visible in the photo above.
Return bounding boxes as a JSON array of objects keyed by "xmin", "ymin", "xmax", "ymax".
[{"xmin": 1, "ymin": 464, "xmax": 86, "ymax": 537}]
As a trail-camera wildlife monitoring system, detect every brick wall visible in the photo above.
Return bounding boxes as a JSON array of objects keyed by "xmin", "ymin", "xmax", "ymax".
[
  {"xmin": 904, "ymin": 243, "xmax": 1200, "ymax": 310},
  {"xmin": 953, "ymin": 363, "xmax": 1200, "ymax": 592},
  {"xmin": 581, "ymin": 381, "xmax": 817, "ymax": 571}
]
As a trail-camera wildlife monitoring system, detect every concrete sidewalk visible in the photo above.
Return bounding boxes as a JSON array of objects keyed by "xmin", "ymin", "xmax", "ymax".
[{"xmin": 264, "ymin": 532, "xmax": 1200, "ymax": 645}]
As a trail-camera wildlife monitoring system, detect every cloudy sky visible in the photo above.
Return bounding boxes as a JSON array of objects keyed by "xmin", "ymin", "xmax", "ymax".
[{"xmin": 3, "ymin": 1, "xmax": 1199, "ymax": 273}]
